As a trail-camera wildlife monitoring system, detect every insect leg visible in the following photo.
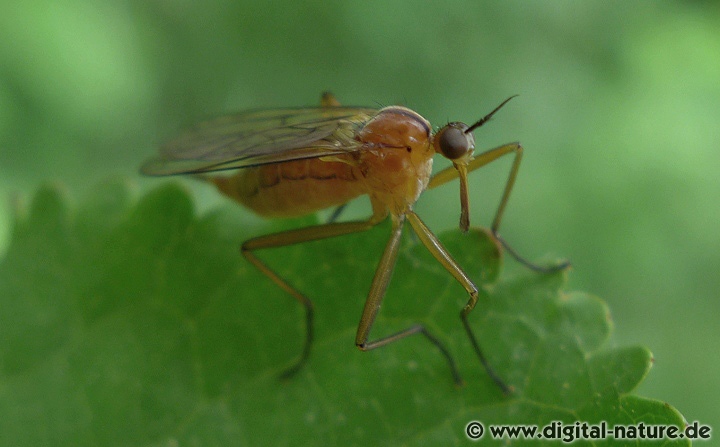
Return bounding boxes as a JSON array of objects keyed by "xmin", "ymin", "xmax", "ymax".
[
  {"xmin": 428, "ymin": 142, "xmax": 569, "ymax": 273},
  {"xmin": 326, "ymin": 203, "xmax": 347, "ymax": 223},
  {"xmin": 355, "ymin": 215, "xmax": 464, "ymax": 386},
  {"xmin": 406, "ymin": 211, "xmax": 511, "ymax": 393},
  {"xmin": 242, "ymin": 216, "xmax": 383, "ymax": 379}
]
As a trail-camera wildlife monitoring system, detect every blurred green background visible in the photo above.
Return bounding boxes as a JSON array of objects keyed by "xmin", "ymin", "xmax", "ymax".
[{"xmin": 1, "ymin": 0, "xmax": 718, "ymax": 434}]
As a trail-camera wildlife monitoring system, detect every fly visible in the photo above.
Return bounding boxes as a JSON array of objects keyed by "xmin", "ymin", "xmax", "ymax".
[{"xmin": 141, "ymin": 92, "xmax": 569, "ymax": 392}]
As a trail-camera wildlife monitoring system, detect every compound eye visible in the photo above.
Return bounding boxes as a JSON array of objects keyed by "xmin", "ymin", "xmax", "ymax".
[{"xmin": 434, "ymin": 123, "xmax": 473, "ymax": 160}]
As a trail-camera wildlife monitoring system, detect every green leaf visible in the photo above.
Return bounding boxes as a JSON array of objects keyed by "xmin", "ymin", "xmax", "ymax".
[{"xmin": 0, "ymin": 181, "xmax": 689, "ymax": 446}]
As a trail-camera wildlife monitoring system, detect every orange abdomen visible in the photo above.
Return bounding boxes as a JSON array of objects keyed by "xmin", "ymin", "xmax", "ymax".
[{"xmin": 210, "ymin": 156, "xmax": 367, "ymax": 218}]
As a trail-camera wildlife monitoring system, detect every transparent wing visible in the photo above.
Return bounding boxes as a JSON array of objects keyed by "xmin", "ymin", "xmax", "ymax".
[{"xmin": 141, "ymin": 106, "xmax": 378, "ymax": 176}]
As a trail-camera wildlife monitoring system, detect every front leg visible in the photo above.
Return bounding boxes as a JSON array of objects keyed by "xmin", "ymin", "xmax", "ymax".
[{"xmin": 429, "ymin": 142, "xmax": 569, "ymax": 273}]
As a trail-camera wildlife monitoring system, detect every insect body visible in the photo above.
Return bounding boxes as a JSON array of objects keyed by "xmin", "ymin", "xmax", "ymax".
[
  {"xmin": 142, "ymin": 93, "xmax": 567, "ymax": 392},
  {"xmin": 212, "ymin": 105, "xmax": 433, "ymax": 219}
]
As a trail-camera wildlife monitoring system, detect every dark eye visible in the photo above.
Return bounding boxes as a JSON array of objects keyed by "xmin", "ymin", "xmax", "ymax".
[{"xmin": 434, "ymin": 123, "xmax": 473, "ymax": 160}]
